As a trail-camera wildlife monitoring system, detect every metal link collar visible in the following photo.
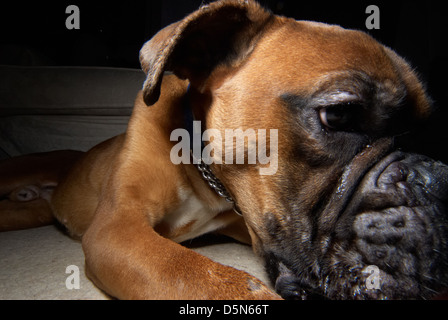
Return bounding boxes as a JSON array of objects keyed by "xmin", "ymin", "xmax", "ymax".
[
  {"xmin": 185, "ymin": 85, "xmax": 242, "ymax": 217},
  {"xmin": 194, "ymin": 155, "xmax": 243, "ymax": 216}
]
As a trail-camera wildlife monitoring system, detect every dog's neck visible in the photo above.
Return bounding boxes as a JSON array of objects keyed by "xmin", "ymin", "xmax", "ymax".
[{"xmin": 184, "ymin": 86, "xmax": 242, "ymax": 216}]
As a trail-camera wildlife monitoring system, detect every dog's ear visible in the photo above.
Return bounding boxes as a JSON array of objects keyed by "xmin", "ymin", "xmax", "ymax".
[{"xmin": 139, "ymin": 0, "xmax": 272, "ymax": 105}]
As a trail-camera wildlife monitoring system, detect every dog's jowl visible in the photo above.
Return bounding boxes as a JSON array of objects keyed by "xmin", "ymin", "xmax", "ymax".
[{"xmin": 1, "ymin": 0, "xmax": 447, "ymax": 299}]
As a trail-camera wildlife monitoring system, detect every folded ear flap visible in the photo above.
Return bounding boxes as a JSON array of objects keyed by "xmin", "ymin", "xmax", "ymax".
[{"xmin": 139, "ymin": 0, "xmax": 272, "ymax": 106}]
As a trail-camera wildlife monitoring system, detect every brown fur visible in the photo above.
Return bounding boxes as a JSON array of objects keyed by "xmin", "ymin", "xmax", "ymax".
[{"xmin": 0, "ymin": 0, "xmax": 431, "ymax": 299}]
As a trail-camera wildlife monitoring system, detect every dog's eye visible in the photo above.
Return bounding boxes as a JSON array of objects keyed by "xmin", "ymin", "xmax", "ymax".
[{"xmin": 319, "ymin": 104, "xmax": 359, "ymax": 131}]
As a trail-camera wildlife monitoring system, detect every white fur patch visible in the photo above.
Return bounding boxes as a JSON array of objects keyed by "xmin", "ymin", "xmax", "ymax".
[{"xmin": 161, "ymin": 186, "xmax": 233, "ymax": 243}]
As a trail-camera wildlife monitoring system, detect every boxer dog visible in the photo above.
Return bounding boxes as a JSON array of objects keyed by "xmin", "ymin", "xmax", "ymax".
[{"xmin": 1, "ymin": 0, "xmax": 447, "ymax": 299}]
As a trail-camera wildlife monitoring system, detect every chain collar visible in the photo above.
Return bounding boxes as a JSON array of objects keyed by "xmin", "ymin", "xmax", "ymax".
[
  {"xmin": 193, "ymin": 154, "xmax": 242, "ymax": 216},
  {"xmin": 184, "ymin": 86, "xmax": 242, "ymax": 216}
]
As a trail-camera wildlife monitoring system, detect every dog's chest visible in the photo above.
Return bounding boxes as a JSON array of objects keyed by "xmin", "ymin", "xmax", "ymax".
[{"xmin": 155, "ymin": 187, "xmax": 233, "ymax": 243}]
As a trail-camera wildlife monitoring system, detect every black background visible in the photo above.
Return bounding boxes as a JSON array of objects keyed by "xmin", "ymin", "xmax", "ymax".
[{"xmin": 0, "ymin": 0, "xmax": 447, "ymax": 161}]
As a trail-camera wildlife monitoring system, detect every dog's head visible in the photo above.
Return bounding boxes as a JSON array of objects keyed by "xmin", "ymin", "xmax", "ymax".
[{"xmin": 139, "ymin": 0, "xmax": 448, "ymax": 299}]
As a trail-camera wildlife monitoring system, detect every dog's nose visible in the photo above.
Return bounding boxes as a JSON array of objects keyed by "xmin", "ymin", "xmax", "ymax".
[
  {"xmin": 351, "ymin": 154, "xmax": 438, "ymax": 272},
  {"xmin": 377, "ymin": 161, "xmax": 408, "ymax": 186},
  {"xmin": 341, "ymin": 152, "xmax": 448, "ymax": 298},
  {"xmin": 353, "ymin": 207, "xmax": 420, "ymax": 268},
  {"xmin": 351, "ymin": 152, "xmax": 448, "ymax": 270}
]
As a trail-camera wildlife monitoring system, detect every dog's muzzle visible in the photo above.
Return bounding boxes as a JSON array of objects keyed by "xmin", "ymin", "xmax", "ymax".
[{"xmin": 269, "ymin": 151, "xmax": 448, "ymax": 300}]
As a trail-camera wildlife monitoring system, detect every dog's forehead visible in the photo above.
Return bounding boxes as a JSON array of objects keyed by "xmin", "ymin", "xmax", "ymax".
[
  {"xmin": 210, "ymin": 17, "xmax": 411, "ymax": 129},
  {"xmin": 248, "ymin": 18, "xmax": 400, "ymax": 92}
]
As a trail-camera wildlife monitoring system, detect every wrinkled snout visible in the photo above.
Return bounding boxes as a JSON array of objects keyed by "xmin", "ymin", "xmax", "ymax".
[{"xmin": 272, "ymin": 151, "xmax": 448, "ymax": 300}]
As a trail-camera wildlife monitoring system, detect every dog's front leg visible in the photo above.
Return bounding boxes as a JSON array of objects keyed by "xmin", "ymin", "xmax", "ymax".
[{"xmin": 82, "ymin": 200, "xmax": 280, "ymax": 300}]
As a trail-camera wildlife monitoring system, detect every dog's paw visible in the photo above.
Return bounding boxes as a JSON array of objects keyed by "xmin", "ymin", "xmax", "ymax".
[
  {"xmin": 243, "ymin": 275, "xmax": 283, "ymax": 300},
  {"xmin": 209, "ymin": 265, "xmax": 282, "ymax": 300}
]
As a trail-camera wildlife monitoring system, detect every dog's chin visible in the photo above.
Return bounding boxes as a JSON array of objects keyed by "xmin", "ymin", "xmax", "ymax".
[{"xmin": 271, "ymin": 151, "xmax": 448, "ymax": 300}]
